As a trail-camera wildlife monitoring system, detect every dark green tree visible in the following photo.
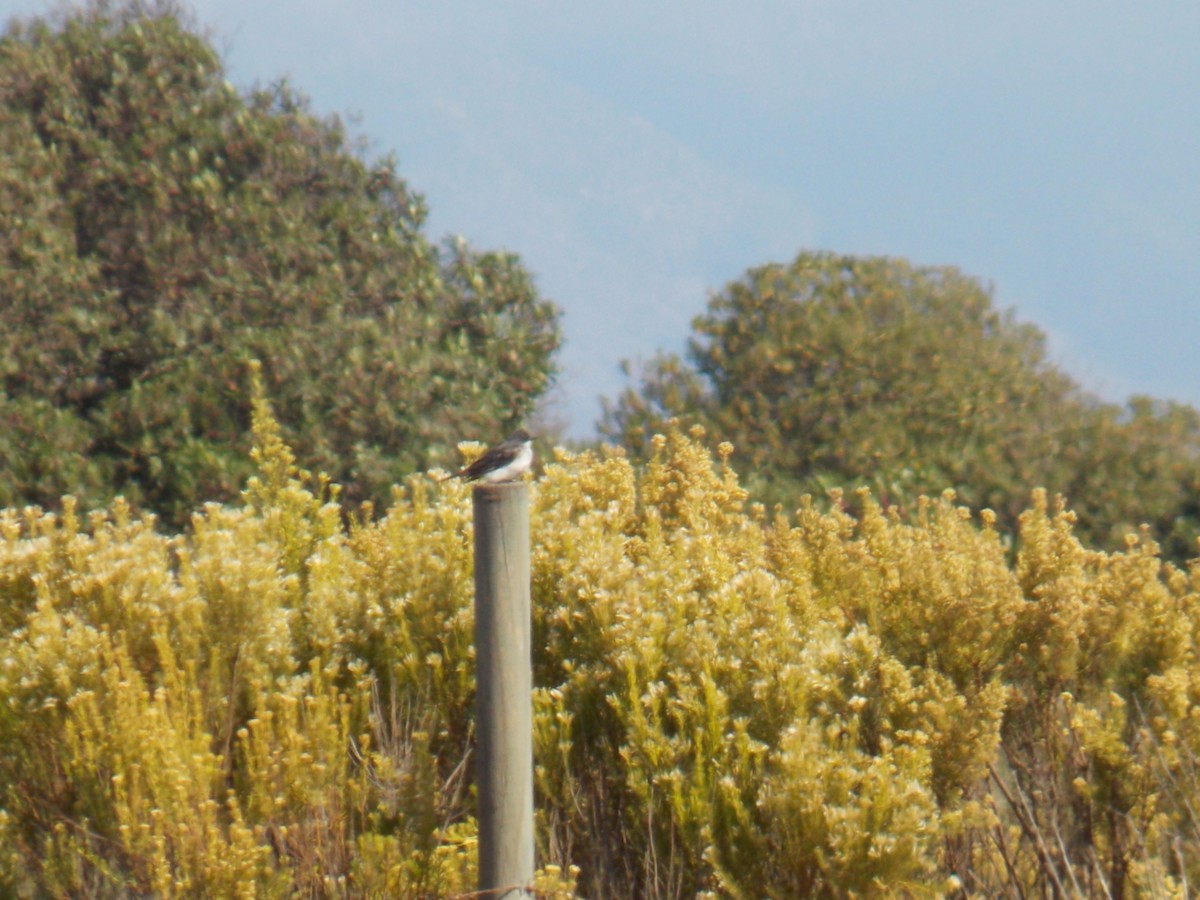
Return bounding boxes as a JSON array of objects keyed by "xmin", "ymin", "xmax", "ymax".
[
  {"xmin": 0, "ymin": 2, "xmax": 560, "ymax": 525},
  {"xmin": 603, "ymin": 251, "xmax": 1200, "ymax": 557}
]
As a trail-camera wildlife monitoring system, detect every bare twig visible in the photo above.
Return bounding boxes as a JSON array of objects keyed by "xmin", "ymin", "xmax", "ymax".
[{"xmin": 989, "ymin": 760, "xmax": 1069, "ymax": 897}]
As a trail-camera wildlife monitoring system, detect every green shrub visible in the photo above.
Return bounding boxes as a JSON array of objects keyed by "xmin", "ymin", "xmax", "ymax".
[
  {"xmin": 0, "ymin": 2, "xmax": 560, "ymax": 527},
  {"xmin": 602, "ymin": 251, "xmax": 1200, "ymax": 560}
]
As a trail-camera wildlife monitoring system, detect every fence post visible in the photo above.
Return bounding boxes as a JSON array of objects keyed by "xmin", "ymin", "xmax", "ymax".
[{"xmin": 473, "ymin": 482, "xmax": 534, "ymax": 899}]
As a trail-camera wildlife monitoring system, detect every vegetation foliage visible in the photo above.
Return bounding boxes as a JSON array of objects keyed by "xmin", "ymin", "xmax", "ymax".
[
  {"xmin": 602, "ymin": 251, "xmax": 1200, "ymax": 561},
  {"xmin": 3, "ymin": 387, "xmax": 1200, "ymax": 897},
  {"xmin": 0, "ymin": 2, "xmax": 560, "ymax": 527},
  {"xmin": 4, "ymin": 4, "xmax": 1200, "ymax": 898}
]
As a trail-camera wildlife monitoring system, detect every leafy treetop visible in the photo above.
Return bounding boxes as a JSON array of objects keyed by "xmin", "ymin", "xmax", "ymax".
[
  {"xmin": 0, "ymin": 1, "xmax": 561, "ymax": 525},
  {"xmin": 602, "ymin": 251, "xmax": 1200, "ymax": 557}
]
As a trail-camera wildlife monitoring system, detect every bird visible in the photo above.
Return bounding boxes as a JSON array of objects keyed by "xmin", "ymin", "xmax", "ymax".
[{"xmin": 448, "ymin": 429, "xmax": 533, "ymax": 483}]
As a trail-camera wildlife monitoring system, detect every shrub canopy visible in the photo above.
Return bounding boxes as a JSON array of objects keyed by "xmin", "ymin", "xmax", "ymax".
[
  {"xmin": 603, "ymin": 251, "xmax": 1200, "ymax": 557},
  {"xmin": 2, "ymin": 407, "xmax": 1200, "ymax": 896},
  {"xmin": 0, "ymin": 2, "xmax": 560, "ymax": 525}
]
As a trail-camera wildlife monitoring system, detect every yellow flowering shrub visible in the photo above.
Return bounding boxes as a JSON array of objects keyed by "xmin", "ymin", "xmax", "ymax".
[{"xmin": 2, "ymin": 395, "xmax": 1200, "ymax": 897}]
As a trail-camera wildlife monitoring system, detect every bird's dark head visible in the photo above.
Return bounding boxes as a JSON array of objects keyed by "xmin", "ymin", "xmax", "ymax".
[{"xmin": 508, "ymin": 428, "xmax": 532, "ymax": 444}]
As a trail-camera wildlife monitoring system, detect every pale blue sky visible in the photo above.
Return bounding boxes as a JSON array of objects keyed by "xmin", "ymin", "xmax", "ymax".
[{"xmin": 5, "ymin": 1, "xmax": 1199, "ymax": 434}]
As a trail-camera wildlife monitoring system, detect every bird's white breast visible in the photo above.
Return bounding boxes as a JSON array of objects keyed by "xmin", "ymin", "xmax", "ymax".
[{"xmin": 480, "ymin": 442, "xmax": 533, "ymax": 483}]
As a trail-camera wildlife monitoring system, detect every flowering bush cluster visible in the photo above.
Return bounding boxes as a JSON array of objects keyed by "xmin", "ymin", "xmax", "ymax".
[{"xmin": 2, "ymin": 394, "xmax": 1199, "ymax": 896}]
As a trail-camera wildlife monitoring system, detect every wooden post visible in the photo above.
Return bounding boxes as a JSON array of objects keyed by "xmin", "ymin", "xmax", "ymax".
[{"xmin": 473, "ymin": 482, "xmax": 534, "ymax": 899}]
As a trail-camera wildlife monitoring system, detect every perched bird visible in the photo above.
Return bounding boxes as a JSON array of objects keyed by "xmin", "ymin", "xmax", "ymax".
[{"xmin": 449, "ymin": 429, "xmax": 533, "ymax": 483}]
